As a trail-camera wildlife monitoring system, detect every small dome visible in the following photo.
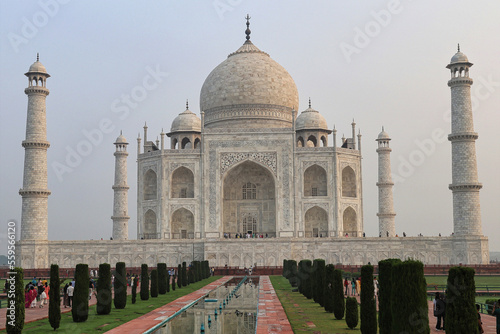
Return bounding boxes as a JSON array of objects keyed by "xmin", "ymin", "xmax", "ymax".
[
  {"xmin": 170, "ymin": 108, "xmax": 201, "ymax": 133},
  {"xmin": 295, "ymin": 106, "xmax": 329, "ymax": 131},
  {"xmin": 115, "ymin": 133, "xmax": 128, "ymax": 144},
  {"xmin": 450, "ymin": 51, "xmax": 469, "ymax": 64},
  {"xmin": 377, "ymin": 128, "xmax": 390, "ymax": 140},
  {"xmin": 28, "ymin": 61, "xmax": 48, "ymax": 74}
]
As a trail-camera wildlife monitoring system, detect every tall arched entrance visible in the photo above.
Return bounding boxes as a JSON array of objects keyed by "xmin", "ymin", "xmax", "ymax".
[{"xmin": 222, "ymin": 160, "xmax": 276, "ymax": 236}]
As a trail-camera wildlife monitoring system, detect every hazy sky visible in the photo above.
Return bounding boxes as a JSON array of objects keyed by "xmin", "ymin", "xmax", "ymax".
[{"xmin": 1, "ymin": 1, "xmax": 499, "ymax": 255}]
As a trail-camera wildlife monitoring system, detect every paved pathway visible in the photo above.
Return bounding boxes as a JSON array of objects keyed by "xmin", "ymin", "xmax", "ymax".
[
  {"xmin": 106, "ymin": 276, "xmax": 232, "ymax": 334},
  {"xmin": 255, "ymin": 276, "xmax": 293, "ymax": 334}
]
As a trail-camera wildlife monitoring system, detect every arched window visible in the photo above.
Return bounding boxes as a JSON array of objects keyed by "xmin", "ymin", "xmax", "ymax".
[
  {"xmin": 305, "ymin": 206, "xmax": 328, "ymax": 237},
  {"xmin": 144, "ymin": 169, "xmax": 157, "ymax": 200},
  {"xmin": 194, "ymin": 138, "xmax": 201, "ymax": 149},
  {"xmin": 297, "ymin": 136, "xmax": 304, "ymax": 147},
  {"xmin": 341, "ymin": 166, "xmax": 356, "ymax": 198},
  {"xmin": 242, "ymin": 182, "xmax": 256, "ymax": 200},
  {"xmin": 172, "ymin": 138, "xmax": 178, "ymax": 149},
  {"xmin": 143, "ymin": 209, "xmax": 157, "ymax": 239},
  {"xmin": 307, "ymin": 135, "xmax": 317, "ymax": 147},
  {"xmin": 343, "ymin": 207, "xmax": 357, "ymax": 236},
  {"xmin": 171, "ymin": 208, "xmax": 194, "ymax": 239},
  {"xmin": 321, "ymin": 136, "xmax": 327, "ymax": 147},
  {"xmin": 171, "ymin": 167, "xmax": 194, "ymax": 198},
  {"xmin": 304, "ymin": 165, "xmax": 327, "ymax": 196},
  {"xmin": 181, "ymin": 137, "xmax": 191, "ymax": 149}
]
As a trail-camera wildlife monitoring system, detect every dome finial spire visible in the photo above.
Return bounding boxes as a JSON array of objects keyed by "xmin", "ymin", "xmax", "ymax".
[
  {"xmin": 186, "ymin": 99, "xmax": 189, "ymax": 110},
  {"xmin": 245, "ymin": 14, "xmax": 251, "ymax": 41},
  {"xmin": 457, "ymin": 43, "xmax": 460, "ymax": 52},
  {"xmin": 308, "ymin": 97, "xmax": 311, "ymax": 109},
  {"xmin": 36, "ymin": 53, "xmax": 39, "ymax": 62}
]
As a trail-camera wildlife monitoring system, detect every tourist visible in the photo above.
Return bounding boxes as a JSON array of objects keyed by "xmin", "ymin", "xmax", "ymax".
[
  {"xmin": 355, "ymin": 277, "xmax": 361, "ymax": 296},
  {"xmin": 63, "ymin": 283, "xmax": 69, "ymax": 308},
  {"xmin": 373, "ymin": 277, "xmax": 378, "ymax": 299},
  {"xmin": 491, "ymin": 300, "xmax": 500, "ymax": 334},
  {"xmin": 67, "ymin": 283, "xmax": 74, "ymax": 307},
  {"xmin": 44, "ymin": 282, "xmax": 50, "ymax": 305},
  {"xmin": 39, "ymin": 285, "xmax": 47, "ymax": 308},
  {"xmin": 29, "ymin": 286, "xmax": 37, "ymax": 308},
  {"xmin": 477, "ymin": 304, "xmax": 484, "ymax": 333},
  {"xmin": 403, "ymin": 232, "xmax": 406, "ymax": 237},
  {"xmin": 433, "ymin": 292, "xmax": 445, "ymax": 331},
  {"xmin": 344, "ymin": 278, "xmax": 349, "ymax": 296},
  {"xmin": 351, "ymin": 278, "xmax": 356, "ymax": 296}
]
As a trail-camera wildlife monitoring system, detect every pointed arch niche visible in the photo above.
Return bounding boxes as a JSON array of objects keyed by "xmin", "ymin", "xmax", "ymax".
[
  {"xmin": 171, "ymin": 208, "xmax": 194, "ymax": 239},
  {"xmin": 222, "ymin": 160, "xmax": 276, "ymax": 236},
  {"xmin": 304, "ymin": 206, "xmax": 328, "ymax": 237}
]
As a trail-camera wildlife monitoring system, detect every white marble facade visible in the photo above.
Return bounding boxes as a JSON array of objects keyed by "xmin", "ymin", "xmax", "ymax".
[{"xmin": 17, "ymin": 26, "xmax": 489, "ymax": 269}]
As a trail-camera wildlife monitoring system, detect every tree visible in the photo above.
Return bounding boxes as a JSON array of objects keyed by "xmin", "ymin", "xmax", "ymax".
[
  {"xmin": 172, "ymin": 274, "xmax": 176, "ymax": 291},
  {"xmin": 313, "ymin": 259, "xmax": 326, "ymax": 307},
  {"xmin": 188, "ymin": 266, "xmax": 195, "ymax": 284},
  {"xmin": 445, "ymin": 266, "xmax": 478, "ymax": 334},
  {"xmin": 360, "ymin": 264, "xmax": 377, "ymax": 333},
  {"xmin": 158, "ymin": 263, "xmax": 167, "ymax": 294},
  {"xmin": 299, "ymin": 260, "xmax": 313, "ymax": 299},
  {"xmin": 140, "ymin": 264, "xmax": 149, "ymax": 301},
  {"xmin": 166, "ymin": 272, "xmax": 170, "ymax": 293},
  {"xmin": 378, "ymin": 258, "xmax": 401, "ymax": 334},
  {"xmin": 288, "ymin": 260, "xmax": 298, "ymax": 287},
  {"xmin": 182, "ymin": 262, "xmax": 188, "ymax": 287},
  {"xmin": 333, "ymin": 269, "xmax": 345, "ymax": 320},
  {"xmin": 177, "ymin": 265, "xmax": 182, "ymax": 288},
  {"xmin": 49, "ymin": 264, "xmax": 61, "ymax": 330},
  {"xmin": 391, "ymin": 260, "xmax": 429, "ymax": 334},
  {"xmin": 150, "ymin": 269, "xmax": 159, "ymax": 298},
  {"xmin": 6, "ymin": 267, "xmax": 24, "ymax": 333},
  {"xmin": 114, "ymin": 262, "xmax": 127, "ymax": 309},
  {"xmin": 72, "ymin": 263, "xmax": 89, "ymax": 322},
  {"xmin": 345, "ymin": 297, "xmax": 359, "ymax": 329},
  {"xmin": 131, "ymin": 277, "xmax": 137, "ymax": 304},
  {"xmin": 97, "ymin": 263, "xmax": 112, "ymax": 315},
  {"xmin": 324, "ymin": 264, "xmax": 335, "ymax": 313},
  {"xmin": 282, "ymin": 259, "xmax": 288, "ymax": 277}
]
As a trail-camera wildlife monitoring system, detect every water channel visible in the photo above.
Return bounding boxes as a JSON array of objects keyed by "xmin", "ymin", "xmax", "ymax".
[{"xmin": 151, "ymin": 276, "xmax": 260, "ymax": 334}]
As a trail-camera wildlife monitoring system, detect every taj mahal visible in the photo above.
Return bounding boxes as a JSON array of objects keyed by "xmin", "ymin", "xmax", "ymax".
[{"xmin": 16, "ymin": 18, "xmax": 489, "ymax": 269}]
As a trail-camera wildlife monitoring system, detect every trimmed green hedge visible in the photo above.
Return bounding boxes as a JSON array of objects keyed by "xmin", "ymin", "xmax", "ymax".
[
  {"xmin": 6, "ymin": 267, "xmax": 24, "ymax": 333},
  {"xmin": 140, "ymin": 264, "xmax": 149, "ymax": 301},
  {"xmin": 97, "ymin": 263, "xmax": 112, "ymax": 315},
  {"xmin": 114, "ymin": 262, "xmax": 127, "ymax": 309},
  {"xmin": 72, "ymin": 263, "xmax": 89, "ymax": 322},
  {"xmin": 158, "ymin": 263, "xmax": 167, "ymax": 294},
  {"xmin": 378, "ymin": 258, "xmax": 401, "ymax": 334},
  {"xmin": 445, "ymin": 266, "xmax": 478, "ymax": 333},
  {"xmin": 333, "ymin": 269, "xmax": 345, "ymax": 320},
  {"xmin": 131, "ymin": 277, "xmax": 137, "ymax": 304},
  {"xmin": 324, "ymin": 264, "xmax": 335, "ymax": 313},
  {"xmin": 345, "ymin": 297, "xmax": 359, "ymax": 329},
  {"xmin": 360, "ymin": 264, "xmax": 376, "ymax": 333},
  {"xmin": 150, "ymin": 269, "xmax": 159, "ymax": 298},
  {"xmin": 49, "ymin": 264, "xmax": 61, "ymax": 330},
  {"xmin": 313, "ymin": 259, "xmax": 326, "ymax": 307},
  {"xmin": 391, "ymin": 260, "xmax": 429, "ymax": 334}
]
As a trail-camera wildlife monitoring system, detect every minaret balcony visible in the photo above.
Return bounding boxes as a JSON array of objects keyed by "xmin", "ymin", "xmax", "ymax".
[
  {"xmin": 22, "ymin": 140, "xmax": 50, "ymax": 148},
  {"xmin": 448, "ymin": 183, "xmax": 482, "ymax": 191},
  {"xmin": 24, "ymin": 86, "xmax": 49, "ymax": 95},
  {"xmin": 447, "ymin": 132, "xmax": 478, "ymax": 141}
]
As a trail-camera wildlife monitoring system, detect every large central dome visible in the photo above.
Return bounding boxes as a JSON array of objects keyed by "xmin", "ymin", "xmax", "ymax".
[{"xmin": 200, "ymin": 27, "xmax": 299, "ymax": 129}]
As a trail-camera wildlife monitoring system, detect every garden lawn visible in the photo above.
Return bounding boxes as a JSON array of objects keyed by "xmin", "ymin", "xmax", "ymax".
[
  {"xmin": 424, "ymin": 275, "xmax": 500, "ymax": 286},
  {"xmin": 270, "ymin": 276, "xmax": 361, "ymax": 334},
  {"xmin": 5, "ymin": 276, "xmax": 220, "ymax": 333}
]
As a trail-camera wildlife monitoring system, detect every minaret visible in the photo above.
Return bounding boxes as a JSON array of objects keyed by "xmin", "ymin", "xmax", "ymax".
[
  {"xmin": 376, "ymin": 127, "xmax": 396, "ymax": 237},
  {"xmin": 112, "ymin": 131, "xmax": 130, "ymax": 240},
  {"xmin": 447, "ymin": 46, "xmax": 482, "ymax": 236},
  {"xmin": 20, "ymin": 54, "xmax": 51, "ymax": 242}
]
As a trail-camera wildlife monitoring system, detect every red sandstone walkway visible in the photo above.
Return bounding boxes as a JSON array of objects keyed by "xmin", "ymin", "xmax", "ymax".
[
  {"xmin": 106, "ymin": 276, "xmax": 232, "ymax": 334},
  {"xmin": 256, "ymin": 276, "xmax": 293, "ymax": 334}
]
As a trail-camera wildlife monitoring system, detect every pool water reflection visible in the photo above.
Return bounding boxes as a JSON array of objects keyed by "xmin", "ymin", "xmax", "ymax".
[{"xmin": 153, "ymin": 277, "xmax": 260, "ymax": 334}]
